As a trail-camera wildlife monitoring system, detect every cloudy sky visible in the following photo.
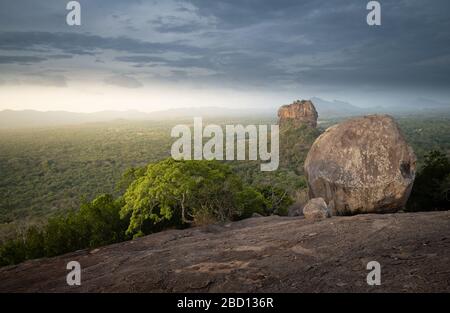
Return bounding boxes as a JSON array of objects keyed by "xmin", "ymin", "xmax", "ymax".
[{"xmin": 0, "ymin": 0, "xmax": 449, "ymax": 112}]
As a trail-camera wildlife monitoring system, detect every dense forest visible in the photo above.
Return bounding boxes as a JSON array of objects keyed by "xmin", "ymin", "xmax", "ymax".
[{"xmin": 0, "ymin": 114, "xmax": 449, "ymax": 265}]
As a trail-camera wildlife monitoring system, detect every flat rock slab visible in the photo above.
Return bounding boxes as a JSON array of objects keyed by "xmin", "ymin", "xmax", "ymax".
[{"xmin": 1, "ymin": 212, "xmax": 449, "ymax": 292}]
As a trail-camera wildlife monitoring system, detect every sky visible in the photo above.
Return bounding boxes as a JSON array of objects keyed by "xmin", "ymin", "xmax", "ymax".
[{"xmin": 0, "ymin": 0, "xmax": 449, "ymax": 112}]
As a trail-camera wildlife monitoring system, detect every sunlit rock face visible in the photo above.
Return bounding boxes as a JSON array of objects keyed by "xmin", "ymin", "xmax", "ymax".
[
  {"xmin": 304, "ymin": 115, "xmax": 416, "ymax": 215},
  {"xmin": 278, "ymin": 100, "xmax": 318, "ymax": 128}
]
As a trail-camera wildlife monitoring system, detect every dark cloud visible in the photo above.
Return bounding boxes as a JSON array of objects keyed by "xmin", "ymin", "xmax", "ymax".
[
  {"xmin": 0, "ymin": 56, "xmax": 48, "ymax": 64},
  {"xmin": 0, "ymin": 0, "xmax": 449, "ymax": 94},
  {"xmin": 0, "ymin": 53, "xmax": 73, "ymax": 66},
  {"xmin": 0, "ymin": 31, "xmax": 205, "ymax": 56},
  {"xmin": 131, "ymin": 0, "xmax": 450, "ymax": 89},
  {"xmin": 115, "ymin": 55, "xmax": 212, "ymax": 69}
]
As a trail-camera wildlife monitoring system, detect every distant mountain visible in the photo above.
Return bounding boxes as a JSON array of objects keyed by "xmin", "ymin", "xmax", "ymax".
[
  {"xmin": 143, "ymin": 106, "xmax": 272, "ymax": 120},
  {"xmin": 311, "ymin": 97, "xmax": 450, "ymax": 117},
  {"xmin": 0, "ymin": 107, "xmax": 272, "ymax": 129},
  {"xmin": 309, "ymin": 97, "xmax": 365, "ymax": 117},
  {"xmin": 1, "ymin": 97, "xmax": 448, "ymax": 129}
]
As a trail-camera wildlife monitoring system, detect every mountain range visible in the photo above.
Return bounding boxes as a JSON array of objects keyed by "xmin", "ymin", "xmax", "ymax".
[{"xmin": 0, "ymin": 97, "xmax": 448, "ymax": 129}]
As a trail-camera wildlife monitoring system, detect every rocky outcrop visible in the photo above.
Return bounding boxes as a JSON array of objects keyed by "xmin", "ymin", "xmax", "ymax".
[
  {"xmin": 302, "ymin": 198, "xmax": 331, "ymax": 219},
  {"xmin": 304, "ymin": 115, "xmax": 416, "ymax": 215},
  {"xmin": 1, "ymin": 212, "xmax": 449, "ymax": 292},
  {"xmin": 278, "ymin": 100, "xmax": 318, "ymax": 128}
]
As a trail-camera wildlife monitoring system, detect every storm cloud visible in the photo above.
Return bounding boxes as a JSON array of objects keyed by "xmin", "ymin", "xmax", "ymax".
[{"xmin": 0, "ymin": 0, "xmax": 449, "ymax": 107}]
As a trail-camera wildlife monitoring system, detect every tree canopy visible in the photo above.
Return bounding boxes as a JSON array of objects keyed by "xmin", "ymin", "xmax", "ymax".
[{"xmin": 121, "ymin": 158, "xmax": 267, "ymax": 237}]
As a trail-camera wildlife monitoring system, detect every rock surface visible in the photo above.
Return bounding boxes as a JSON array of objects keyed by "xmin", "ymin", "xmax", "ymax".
[
  {"xmin": 305, "ymin": 115, "xmax": 416, "ymax": 215},
  {"xmin": 278, "ymin": 100, "xmax": 318, "ymax": 128},
  {"xmin": 1, "ymin": 211, "xmax": 449, "ymax": 293},
  {"xmin": 302, "ymin": 198, "xmax": 331, "ymax": 219}
]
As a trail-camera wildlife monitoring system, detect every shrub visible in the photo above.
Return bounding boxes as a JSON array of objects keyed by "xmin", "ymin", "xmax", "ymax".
[
  {"xmin": 257, "ymin": 185, "xmax": 294, "ymax": 216},
  {"xmin": 407, "ymin": 150, "xmax": 450, "ymax": 211},
  {"xmin": 0, "ymin": 194, "xmax": 128, "ymax": 266}
]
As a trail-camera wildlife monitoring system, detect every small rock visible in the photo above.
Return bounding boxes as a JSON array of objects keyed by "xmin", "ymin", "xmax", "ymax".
[
  {"xmin": 252, "ymin": 212, "xmax": 263, "ymax": 218},
  {"xmin": 303, "ymin": 198, "xmax": 331, "ymax": 219}
]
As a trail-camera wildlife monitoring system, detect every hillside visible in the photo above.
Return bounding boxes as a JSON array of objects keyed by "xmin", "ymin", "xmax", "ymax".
[{"xmin": 1, "ymin": 211, "xmax": 449, "ymax": 292}]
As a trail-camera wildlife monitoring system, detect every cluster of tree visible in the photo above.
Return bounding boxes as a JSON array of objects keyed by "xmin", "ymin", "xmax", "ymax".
[
  {"xmin": 0, "ymin": 194, "xmax": 128, "ymax": 266},
  {"xmin": 121, "ymin": 158, "xmax": 293, "ymax": 237},
  {"xmin": 395, "ymin": 116, "xmax": 450, "ymax": 169},
  {"xmin": 0, "ymin": 158, "xmax": 293, "ymax": 266},
  {"xmin": 407, "ymin": 150, "xmax": 450, "ymax": 211}
]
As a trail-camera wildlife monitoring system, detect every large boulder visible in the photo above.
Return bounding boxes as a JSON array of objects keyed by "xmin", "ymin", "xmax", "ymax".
[
  {"xmin": 303, "ymin": 198, "xmax": 331, "ymax": 219},
  {"xmin": 278, "ymin": 100, "xmax": 318, "ymax": 128},
  {"xmin": 304, "ymin": 115, "xmax": 416, "ymax": 215}
]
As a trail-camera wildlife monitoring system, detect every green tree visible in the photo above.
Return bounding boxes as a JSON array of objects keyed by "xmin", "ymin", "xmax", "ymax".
[
  {"xmin": 116, "ymin": 167, "xmax": 146, "ymax": 193},
  {"xmin": 78, "ymin": 195, "xmax": 129, "ymax": 247},
  {"xmin": 257, "ymin": 185, "xmax": 294, "ymax": 216},
  {"xmin": 120, "ymin": 158, "xmax": 267, "ymax": 237},
  {"xmin": 0, "ymin": 239, "xmax": 26, "ymax": 266}
]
